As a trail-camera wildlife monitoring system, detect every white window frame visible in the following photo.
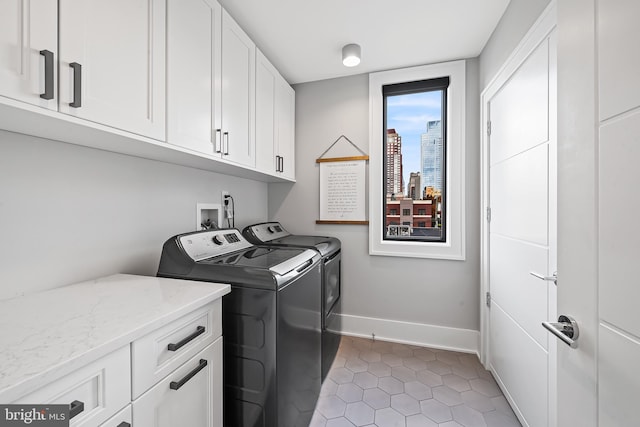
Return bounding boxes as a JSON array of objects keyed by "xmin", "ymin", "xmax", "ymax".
[{"xmin": 368, "ymin": 60, "xmax": 466, "ymax": 260}]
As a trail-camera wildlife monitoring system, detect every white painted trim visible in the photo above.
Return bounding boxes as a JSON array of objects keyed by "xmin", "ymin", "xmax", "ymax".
[
  {"xmin": 368, "ymin": 60, "xmax": 466, "ymax": 260},
  {"xmin": 328, "ymin": 313, "xmax": 479, "ymax": 355},
  {"xmin": 479, "ymin": 0, "xmax": 557, "ymax": 367}
]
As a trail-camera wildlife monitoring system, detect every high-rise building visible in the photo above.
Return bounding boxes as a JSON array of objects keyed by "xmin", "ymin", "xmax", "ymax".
[
  {"xmin": 386, "ymin": 129, "xmax": 403, "ymax": 196},
  {"xmin": 407, "ymin": 172, "xmax": 422, "ymax": 200},
  {"xmin": 421, "ymin": 120, "xmax": 443, "ymax": 192}
]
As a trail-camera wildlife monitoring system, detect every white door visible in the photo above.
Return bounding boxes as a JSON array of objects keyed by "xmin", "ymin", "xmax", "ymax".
[
  {"xmin": 557, "ymin": 0, "xmax": 640, "ymax": 425},
  {"xmin": 58, "ymin": 0, "xmax": 165, "ymax": 140},
  {"xmin": 0, "ymin": 0, "xmax": 57, "ymax": 110},
  {"xmin": 166, "ymin": 0, "xmax": 221, "ymax": 155},
  {"xmin": 597, "ymin": 1, "xmax": 640, "ymax": 424},
  {"xmin": 220, "ymin": 9, "xmax": 255, "ymax": 167},
  {"xmin": 486, "ymin": 30, "xmax": 557, "ymax": 427}
]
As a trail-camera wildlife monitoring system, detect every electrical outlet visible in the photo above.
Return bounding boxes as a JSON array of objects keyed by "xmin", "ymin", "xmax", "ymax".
[
  {"xmin": 221, "ymin": 191, "xmax": 232, "ymax": 220},
  {"xmin": 221, "ymin": 191, "xmax": 229, "ymax": 207}
]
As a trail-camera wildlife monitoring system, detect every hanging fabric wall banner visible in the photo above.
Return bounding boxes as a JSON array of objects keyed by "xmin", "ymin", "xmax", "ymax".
[{"xmin": 316, "ymin": 135, "xmax": 369, "ymax": 225}]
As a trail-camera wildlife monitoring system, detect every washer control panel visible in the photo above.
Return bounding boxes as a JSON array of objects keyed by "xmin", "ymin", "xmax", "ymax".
[{"xmin": 179, "ymin": 229, "xmax": 252, "ymax": 261}]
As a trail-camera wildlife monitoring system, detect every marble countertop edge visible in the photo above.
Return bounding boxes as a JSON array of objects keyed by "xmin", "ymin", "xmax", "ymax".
[{"xmin": 0, "ymin": 274, "xmax": 230, "ymax": 403}]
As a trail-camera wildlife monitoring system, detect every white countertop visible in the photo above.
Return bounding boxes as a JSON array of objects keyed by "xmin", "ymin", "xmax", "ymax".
[{"xmin": 0, "ymin": 274, "xmax": 230, "ymax": 403}]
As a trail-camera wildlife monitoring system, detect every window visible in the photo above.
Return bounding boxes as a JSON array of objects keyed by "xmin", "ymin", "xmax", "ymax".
[
  {"xmin": 390, "ymin": 209, "xmax": 398, "ymax": 215},
  {"xmin": 383, "ymin": 77, "xmax": 448, "ymax": 243},
  {"xmin": 369, "ymin": 61, "xmax": 466, "ymax": 260}
]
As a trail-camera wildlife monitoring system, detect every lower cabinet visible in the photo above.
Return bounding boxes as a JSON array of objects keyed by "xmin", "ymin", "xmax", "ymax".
[
  {"xmin": 100, "ymin": 405, "xmax": 132, "ymax": 427},
  {"xmin": 132, "ymin": 338, "xmax": 222, "ymax": 427},
  {"xmin": 8, "ymin": 298, "xmax": 224, "ymax": 427}
]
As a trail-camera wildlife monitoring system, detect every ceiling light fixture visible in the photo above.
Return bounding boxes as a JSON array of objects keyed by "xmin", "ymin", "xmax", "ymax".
[{"xmin": 342, "ymin": 43, "xmax": 361, "ymax": 67}]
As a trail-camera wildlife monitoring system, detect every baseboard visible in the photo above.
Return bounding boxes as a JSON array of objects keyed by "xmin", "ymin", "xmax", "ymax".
[{"xmin": 328, "ymin": 313, "xmax": 480, "ymax": 355}]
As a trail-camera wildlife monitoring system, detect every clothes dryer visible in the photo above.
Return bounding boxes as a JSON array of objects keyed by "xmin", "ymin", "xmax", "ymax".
[{"xmin": 242, "ymin": 222, "xmax": 341, "ymax": 381}]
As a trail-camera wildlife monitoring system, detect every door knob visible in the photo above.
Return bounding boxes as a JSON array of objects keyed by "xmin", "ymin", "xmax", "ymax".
[
  {"xmin": 542, "ymin": 315, "xmax": 579, "ymax": 348},
  {"xmin": 530, "ymin": 271, "xmax": 557, "ymax": 285}
]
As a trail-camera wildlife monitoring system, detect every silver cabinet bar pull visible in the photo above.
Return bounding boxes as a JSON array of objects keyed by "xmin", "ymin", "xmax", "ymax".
[
  {"xmin": 223, "ymin": 132, "xmax": 229, "ymax": 155},
  {"xmin": 530, "ymin": 271, "xmax": 557, "ymax": 285},
  {"xmin": 214, "ymin": 129, "xmax": 221, "ymax": 153},
  {"xmin": 542, "ymin": 315, "xmax": 579, "ymax": 348}
]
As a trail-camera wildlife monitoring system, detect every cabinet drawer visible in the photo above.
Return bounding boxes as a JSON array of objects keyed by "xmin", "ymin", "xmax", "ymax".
[
  {"xmin": 99, "ymin": 404, "xmax": 131, "ymax": 427},
  {"xmin": 133, "ymin": 337, "xmax": 222, "ymax": 427},
  {"xmin": 14, "ymin": 345, "xmax": 130, "ymax": 427},
  {"xmin": 131, "ymin": 299, "xmax": 221, "ymax": 398}
]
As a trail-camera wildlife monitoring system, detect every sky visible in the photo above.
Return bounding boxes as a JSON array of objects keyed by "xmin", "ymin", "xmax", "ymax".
[{"xmin": 386, "ymin": 91, "xmax": 442, "ymax": 193}]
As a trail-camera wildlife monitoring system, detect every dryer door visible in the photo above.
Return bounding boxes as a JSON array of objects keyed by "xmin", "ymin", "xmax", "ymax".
[{"xmin": 323, "ymin": 251, "xmax": 341, "ymax": 318}]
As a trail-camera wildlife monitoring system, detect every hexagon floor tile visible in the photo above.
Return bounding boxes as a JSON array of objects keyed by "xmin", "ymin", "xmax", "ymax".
[{"xmin": 312, "ymin": 336, "xmax": 521, "ymax": 426}]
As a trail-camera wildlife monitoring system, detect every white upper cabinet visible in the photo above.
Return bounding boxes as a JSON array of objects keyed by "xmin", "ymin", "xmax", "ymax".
[
  {"xmin": 166, "ymin": 0, "xmax": 222, "ymax": 155},
  {"xmin": 276, "ymin": 76, "xmax": 295, "ymax": 180},
  {"xmin": 255, "ymin": 49, "xmax": 295, "ymax": 180},
  {"xmin": 220, "ymin": 10, "xmax": 255, "ymax": 167},
  {"xmin": 0, "ymin": 0, "xmax": 57, "ymax": 110},
  {"xmin": 0, "ymin": 1, "xmax": 292, "ymax": 182},
  {"xmin": 58, "ymin": 0, "xmax": 166, "ymax": 140},
  {"xmin": 167, "ymin": 3, "xmax": 256, "ymax": 169},
  {"xmin": 255, "ymin": 49, "xmax": 277, "ymax": 174}
]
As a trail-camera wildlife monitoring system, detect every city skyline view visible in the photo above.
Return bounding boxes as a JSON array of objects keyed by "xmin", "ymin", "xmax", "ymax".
[
  {"xmin": 384, "ymin": 87, "xmax": 445, "ymax": 240},
  {"xmin": 386, "ymin": 90, "xmax": 443, "ymax": 194}
]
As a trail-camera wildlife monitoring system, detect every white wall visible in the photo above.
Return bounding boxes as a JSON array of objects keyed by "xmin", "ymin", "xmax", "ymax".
[
  {"xmin": 268, "ymin": 60, "xmax": 481, "ymax": 350},
  {"xmin": 479, "ymin": 0, "xmax": 552, "ymax": 88},
  {"xmin": 0, "ymin": 130, "xmax": 268, "ymax": 300}
]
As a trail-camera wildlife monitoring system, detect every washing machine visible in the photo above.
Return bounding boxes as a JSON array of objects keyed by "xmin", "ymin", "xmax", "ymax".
[
  {"xmin": 242, "ymin": 222, "xmax": 341, "ymax": 381},
  {"xmin": 157, "ymin": 228, "xmax": 322, "ymax": 427}
]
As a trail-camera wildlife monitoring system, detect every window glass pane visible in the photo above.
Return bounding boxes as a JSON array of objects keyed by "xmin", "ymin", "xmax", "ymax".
[{"xmin": 383, "ymin": 83, "xmax": 446, "ymax": 242}]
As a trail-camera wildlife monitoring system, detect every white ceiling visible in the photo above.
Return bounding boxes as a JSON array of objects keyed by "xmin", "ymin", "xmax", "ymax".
[{"xmin": 218, "ymin": 0, "xmax": 511, "ymax": 85}]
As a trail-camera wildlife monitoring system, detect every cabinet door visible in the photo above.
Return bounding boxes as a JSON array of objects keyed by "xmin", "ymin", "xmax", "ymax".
[
  {"xmin": 58, "ymin": 0, "xmax": 165, "ymax": 140},
  {"xmin": 14, "ymin": 345, "xmax": 131, "ymax": 427},
  {"xmin": 221, "ymin": 10, "xmax": 255, "ymax": 167},
  {"xmin": 0, "ymin": 0, "xmax": 57, "ymax": 110},
  {"xmin": 167, "ymin": 0, "xmax": 221, "ymax": 155},
  {"xmin": 276, "ymin": 77, "xmax": 295, "ymax": 180},
  {"xmin": 255, "ymin": 49, "xmax": 277, "ymax": 174},
  {"xmin": 99, "ymin": 405, "xmax": 131, "ymax": 427},
  {"xmin": 133, "ymin": 338, "xmax": 222, "ymax": 427}
]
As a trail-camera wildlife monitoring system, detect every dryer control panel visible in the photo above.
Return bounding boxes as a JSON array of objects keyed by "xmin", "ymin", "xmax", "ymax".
[
  {"xmin": 179, "ymin": 229, "xmax": 253, "ymax": 261},
  {"xmin": 245, "ymin": 222, "xmax": 290, "ymax": 243}
]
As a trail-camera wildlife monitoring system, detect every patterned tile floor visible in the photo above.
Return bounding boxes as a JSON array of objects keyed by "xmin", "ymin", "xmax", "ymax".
[{"xmin": 310, "ymin": 336, "xmax": 521, "ymax": 427}]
